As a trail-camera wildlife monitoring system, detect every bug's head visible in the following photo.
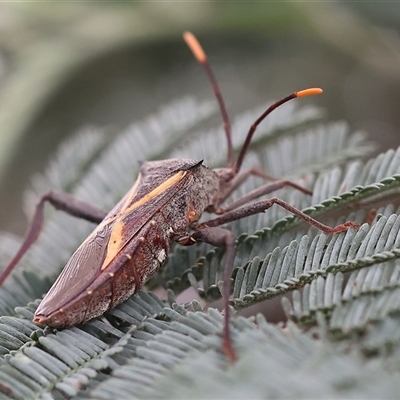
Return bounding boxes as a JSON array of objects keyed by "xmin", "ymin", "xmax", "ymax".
[{"xmin": 184, "ymin": 32, "xmax": 323, "ymax": 182}]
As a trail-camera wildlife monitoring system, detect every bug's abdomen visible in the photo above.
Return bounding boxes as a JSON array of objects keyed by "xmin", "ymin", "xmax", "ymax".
[{"xmin": 34, "ymin": 220, "xmax": 171, "ymax": 328}]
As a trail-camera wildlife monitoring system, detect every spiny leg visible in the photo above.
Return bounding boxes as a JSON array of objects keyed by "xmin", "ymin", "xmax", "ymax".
[{"xmin": 0, "ymin": 191, "xmax": 107, "ymax": 285}]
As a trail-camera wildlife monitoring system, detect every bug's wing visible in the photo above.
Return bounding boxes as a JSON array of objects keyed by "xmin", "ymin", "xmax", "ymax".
[
  {"xmin": 35, "ymin": 222, "xmax": 113, "ymax": 316},
  {"xmin": 36, "ymin": 169, "xmax": 191, "ymax": 316}
]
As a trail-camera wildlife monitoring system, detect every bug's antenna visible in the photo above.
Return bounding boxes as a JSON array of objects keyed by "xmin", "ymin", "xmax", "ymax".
[
  {"xmin": 234, "ymin": 88, "xmax": 323, "ymax": 174},
  {"xmin": 183, "ymin": 32, "xmax": 234, "ymax": 168}
]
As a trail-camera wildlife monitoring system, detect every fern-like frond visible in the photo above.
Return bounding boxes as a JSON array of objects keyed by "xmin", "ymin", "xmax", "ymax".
[
  {"xmin": 3, "ymin": 297, "xmax": 400, "ymax": 399},
  {"xmin": 3, "ymin": 291, "xmax": 393, "ymax": 400},
  {"xmin": 0, "ymin": 95, "xmax": 390, "ymax": 399},
  {"xmin": 86, "ymin": 310, "xmax": 400, "ymax": 399},
  {"xmin": 164, "ymin": 123, "xmax": 375, "ymax": 294},
  {"xmin": 0, "ymin": 291, "xmax": 164, "ymax": 398},
  {"xmin": 284, "ymin": 256, "xmax": 400, "ymax": 336},
  {"xmin": 169, "ymin": 147, "xmax": 400, "ymax": 310}
]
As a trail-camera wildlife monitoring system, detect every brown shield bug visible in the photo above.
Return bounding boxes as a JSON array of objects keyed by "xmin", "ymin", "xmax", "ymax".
[{"xmin": 0, "ymin": 32, "xmax": 359, "ymax": 362}]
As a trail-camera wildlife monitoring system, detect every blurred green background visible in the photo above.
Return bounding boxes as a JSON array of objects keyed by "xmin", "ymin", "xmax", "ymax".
[{"xmin": 1, "ymin": 1, "xmax": 400, "ymax": 234}]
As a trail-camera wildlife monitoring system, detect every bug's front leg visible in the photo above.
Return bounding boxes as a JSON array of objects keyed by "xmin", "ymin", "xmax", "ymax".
[
  {"xmin": 0, "ymin": 191, "xmax": 107, "ymax": 285},
  {"xmin": 213, "ymin": 179, "xmax": 313, "ymax": 214},
  {"xmin": 178, "ymin": 227, "xmax": 237, "ymax": 362},
  {"xmin": 213, "ymin": 167, "xmax": 312, "ymax": 215}
]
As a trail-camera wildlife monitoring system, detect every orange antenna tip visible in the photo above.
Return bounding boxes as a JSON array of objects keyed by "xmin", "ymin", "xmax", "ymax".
[
  {"xmin": 296, "ymin": 87, "xmax": 323, "ymax": 98},
  {"xmin": 183, "ymin": 31, "xmax": 207, "ymax": 63}
]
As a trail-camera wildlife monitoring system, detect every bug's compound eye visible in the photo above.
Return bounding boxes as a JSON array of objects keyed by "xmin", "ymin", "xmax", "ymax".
[{"xmin": 187, "ymin": 207, "xmax": 199, "ymax": 224}]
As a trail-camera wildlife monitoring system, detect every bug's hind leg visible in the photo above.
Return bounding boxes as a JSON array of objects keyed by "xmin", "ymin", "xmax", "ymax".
[
  {"xmin": 198, "ymin": 197, "xmax": 359, "ymax": 234},
  {"xmin": 0, "ymin": 191, "xmax": 107, "ymax": 285}
]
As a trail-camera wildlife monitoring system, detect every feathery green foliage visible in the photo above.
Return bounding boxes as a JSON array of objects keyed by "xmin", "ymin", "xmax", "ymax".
[{"xmin": 1, "ymin": 95, "xmax": 400, "ymax": 399}]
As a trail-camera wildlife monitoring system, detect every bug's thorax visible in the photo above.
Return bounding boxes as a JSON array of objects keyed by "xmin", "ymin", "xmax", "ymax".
[{"xmin": 137, "ymin": 158, "xmax": 221, "ymax": 228}]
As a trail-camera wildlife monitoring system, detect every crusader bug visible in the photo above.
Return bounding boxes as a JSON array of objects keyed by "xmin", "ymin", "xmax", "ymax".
[{"xmin": 0, "ymin": 32, "xmax": 359, "ymax": 362}]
